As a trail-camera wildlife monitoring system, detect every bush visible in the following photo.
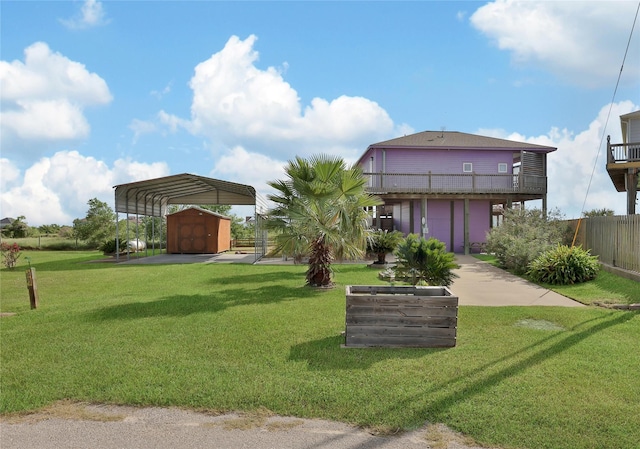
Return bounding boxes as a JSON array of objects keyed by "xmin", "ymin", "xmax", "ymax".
[
  {"xmin": 99, "ymin": 239, "xmax": 117, "ymax": 255},
  {"xmin": 486, "ymin": 207, "xmax": 570, "ymax": 275},
  {"xmin": 394, "ymin": 234, "xmax": 459, "ymax": 286},
  {"xmin": 527, "ymin": 245, "xmax": 599, "ymax": 285}
]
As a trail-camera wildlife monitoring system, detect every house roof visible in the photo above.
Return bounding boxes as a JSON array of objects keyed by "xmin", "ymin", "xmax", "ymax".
[
  {"xmin": 620, "ymin": 110, "xmax": 640, "ymax": 120},
  {"xmin": 113, "ymin": 173, "xmax": 256, "ymax": 216},
  {"xmin": 0, "ymin": 217, "xmax": 15, "ymax": 227},
  {"xmin": 360, "ymin": 131, "xmax": 556, "ymax": 163}
]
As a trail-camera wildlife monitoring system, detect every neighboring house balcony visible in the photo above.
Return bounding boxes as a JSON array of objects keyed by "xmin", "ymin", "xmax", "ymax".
[
  {"xmin": 363, "ymin": 172, "xmax": 547, "ymax": 200},
  {"xmin": 606, "ymin": 136, "xmax": 640, "ymax": 214}
]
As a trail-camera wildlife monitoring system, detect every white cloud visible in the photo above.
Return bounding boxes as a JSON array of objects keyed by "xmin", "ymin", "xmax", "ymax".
[
  {"xmin": 210, "ymin": 146, "xmax": 286, "ymax": 194},
  {"xmin": 0, "ymin": 158, "xmax": 20, "ymax": 193},
  {"xmin": 471, "ymin": 1, "xmax": 640, "ymax": 87},
  {"xmin": 0, "ymin": 151, "xmax": 169, "ymax": 226},
  {"xmin": 158, "ymin": 110, "xmax": 193, "ymax": 134},
  {"xmin": 161, "ymin": 35, "xmax": 401, "ymax": 161},
  {"xmin": 129, "ymin": 119, "xmax": 157, "ymax": 144},
  {"xmin": 60, "ymin": 0, "xmax": 110, "ymax": 30},
  {"xmin": 209, "ymin": 146, "xmax": 287, "ymax": 215},
  {"xmin": 150, "ymin": 82, "xmax": 173, "ymax": 100},
  {"xmin": 0, "ymin": 42, "xmax": 112, "ymax": 157},
  {"xmin": 479, "ymin": 100, "xmax": 639, "ymax": 218}
]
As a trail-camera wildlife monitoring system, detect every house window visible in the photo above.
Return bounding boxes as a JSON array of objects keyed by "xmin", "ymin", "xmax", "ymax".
[
  {"xmin": 498, "ymin": 163, "xmax": 508, "ymax": 173},
  {"xmin": 463, "ymin": 162, "xmax": 473, "ymax": 173}
]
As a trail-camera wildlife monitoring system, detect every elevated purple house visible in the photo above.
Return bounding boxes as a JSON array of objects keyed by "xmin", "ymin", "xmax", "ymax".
[{"xmin": 356, "ymin": 131, "xmax": 557, "ymax": 254}]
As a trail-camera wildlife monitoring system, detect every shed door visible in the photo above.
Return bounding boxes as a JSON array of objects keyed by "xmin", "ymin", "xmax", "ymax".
[{"xmin": 178, "ymin": 215, "xmax": 207, "ymax": 253}]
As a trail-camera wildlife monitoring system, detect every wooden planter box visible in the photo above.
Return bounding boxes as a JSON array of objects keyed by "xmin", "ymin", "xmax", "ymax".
[{"xmin": 344, "ymin": 285, "xmax": 458, "ymax": 348}]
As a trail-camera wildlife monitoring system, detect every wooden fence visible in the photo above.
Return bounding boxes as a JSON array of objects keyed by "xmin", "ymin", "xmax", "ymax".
[{"xmin": 567, "ymin": 215, "xmax": 640, "ymax": 274}]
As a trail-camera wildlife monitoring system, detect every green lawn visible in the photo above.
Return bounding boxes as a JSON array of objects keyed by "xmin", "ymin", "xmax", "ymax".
[{"xmin": 1, "ymin": 251, "xmax": 639, "ymax": 449}]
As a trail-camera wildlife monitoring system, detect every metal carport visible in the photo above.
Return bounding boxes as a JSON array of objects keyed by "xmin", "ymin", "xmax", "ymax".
[{"xmin": 113, "ymin": 173, "xmax": 265, "ymax": 261}]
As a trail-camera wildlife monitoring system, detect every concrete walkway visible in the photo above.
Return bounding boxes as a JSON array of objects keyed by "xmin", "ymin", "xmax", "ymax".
[{"xmin": 451, "ymin": 255, "xmax": 585, "ymax": 307}]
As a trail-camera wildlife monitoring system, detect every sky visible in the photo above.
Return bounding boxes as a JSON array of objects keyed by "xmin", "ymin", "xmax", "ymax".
[{"xmin": 1, "ymin": 0, "xmax": 639, "ymax": 227}]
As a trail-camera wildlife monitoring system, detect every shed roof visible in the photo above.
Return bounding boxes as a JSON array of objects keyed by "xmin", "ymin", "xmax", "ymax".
[
  {"xmin": 364, "ymin": 130, "xmax": 556, "ymax": 154},
  {"xmin": 114, "ymin": 173, "xmax": 256, "ymax": 216},
  {"xmin": 166, "ymin": 206, "xmax": 231, "ymax": 220}
]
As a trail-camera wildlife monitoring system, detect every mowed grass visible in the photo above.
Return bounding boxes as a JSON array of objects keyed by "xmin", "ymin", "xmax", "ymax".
[{"xmin": 1, "ymin": 251, "xmax": 639, "ymax": 449}]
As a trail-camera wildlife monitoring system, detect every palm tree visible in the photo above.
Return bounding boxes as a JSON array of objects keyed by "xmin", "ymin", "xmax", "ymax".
[{"xmin": 266, "ymin": 155, "xmax": 382, "ymax": 287}]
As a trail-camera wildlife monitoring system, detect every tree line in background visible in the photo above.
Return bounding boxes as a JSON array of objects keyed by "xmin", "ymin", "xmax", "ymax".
[{"xmin": 0, "ymin": 199, "xmax": 255, "ymax": 252}]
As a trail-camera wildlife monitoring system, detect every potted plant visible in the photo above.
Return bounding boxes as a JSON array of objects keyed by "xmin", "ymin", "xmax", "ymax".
[{"xmin": 366, "ymin": 229, "xmax": 404, "ymax": 265}]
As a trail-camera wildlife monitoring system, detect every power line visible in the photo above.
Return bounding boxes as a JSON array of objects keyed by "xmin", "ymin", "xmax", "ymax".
[
  {"xmin": 572, "ymin": 1, "xmax": 639, "ymax": 246},
  {"xmin": 578, "ymin": 1, "xmax": 640, "ymax": 217}
]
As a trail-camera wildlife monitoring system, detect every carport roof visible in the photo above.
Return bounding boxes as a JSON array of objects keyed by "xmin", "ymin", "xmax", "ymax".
[{"xmin": 114, "ymin": 173, "xmax": 256, "ymax": 216}]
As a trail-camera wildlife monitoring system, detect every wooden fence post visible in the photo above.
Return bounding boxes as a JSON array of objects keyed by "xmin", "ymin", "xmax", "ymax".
[{"xmin": 25, "ymin": 267, "xmax": 38, "ymax": 309}]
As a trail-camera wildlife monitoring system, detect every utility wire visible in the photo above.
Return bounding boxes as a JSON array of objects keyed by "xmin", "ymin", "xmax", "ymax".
[
  {"xmin": 578, "ymin": 1, "xmax": 640, "ymax": 218},
  {"xmin": 572, "ymin": 1, "xmax": 639, "ymax": 246}
]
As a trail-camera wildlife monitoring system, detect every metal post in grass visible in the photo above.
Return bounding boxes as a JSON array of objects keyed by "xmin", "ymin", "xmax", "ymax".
[{"xmin": 25, "ymin": 258, "xmax": 38, "ymax": 309}]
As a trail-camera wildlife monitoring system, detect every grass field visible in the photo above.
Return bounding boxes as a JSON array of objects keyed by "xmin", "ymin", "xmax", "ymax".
[
  {"xmin": 1, "ymin": 251, "xmax": 639, "ymax": 449},
  {"xmin": 1, "ymin": 236, "xmax": 94, "ymax": 251}
]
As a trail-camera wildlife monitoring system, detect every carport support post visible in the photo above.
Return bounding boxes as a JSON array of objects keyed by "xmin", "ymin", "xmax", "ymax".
[{"xmin": 115, "ymin": 214, "xmax": 120, "ymax": 262}]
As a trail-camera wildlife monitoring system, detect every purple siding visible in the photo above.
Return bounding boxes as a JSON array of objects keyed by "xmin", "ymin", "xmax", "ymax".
[
  {"xmin": 400, "ymin": 199, "xmax": 491, "ymax": 252},
  {"xmin": 363, "ymin": 148, "xmax": 513, "ymax": 175},
  {"xmin": 469, "ymin": 201, "xmax": 491, "ymax": 243},
  {"xmin": 426, "ymin": 200, "xmax": 451, "ymax": 250}
]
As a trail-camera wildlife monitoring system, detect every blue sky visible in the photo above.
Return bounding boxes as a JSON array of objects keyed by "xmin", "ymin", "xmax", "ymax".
[{"xmin": 1, "ymin": 0, "xmax": 639, "ymax": 226}]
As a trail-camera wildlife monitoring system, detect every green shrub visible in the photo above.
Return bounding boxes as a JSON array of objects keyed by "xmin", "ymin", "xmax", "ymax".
[
  {"xmin": 98, "ymin": 239, "xmax": 127, "ymax": 254},
  {"xmin": 394, "ymin": 234, "xmax": 459, "ymax": 286},
  {"xmin": 527, "ymin": 244, "xmax": 600, "ymax": 285},
  {"xmin": 486, "ymin": 207, "xmax": 570, "ymax": 275}
]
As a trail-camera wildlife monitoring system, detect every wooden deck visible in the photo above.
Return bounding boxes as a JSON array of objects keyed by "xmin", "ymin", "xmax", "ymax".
[{"xmin": 605, "ymin": 138, "xmax": 640, "ymax": 214}]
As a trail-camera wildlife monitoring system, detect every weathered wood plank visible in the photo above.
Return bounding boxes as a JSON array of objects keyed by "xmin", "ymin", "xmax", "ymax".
[
  {"xmin": 347, "ymin": 296, "xmax": 458, "ymax": 307},
  {"xmin": 345, "ymin": 335, "xmax": 456, "ymax": 348},
  {"xmin": 347, "ymin": 285, "xmax": 454, "ymax": 297},
  {"xmin": 346, "ymin": 315, "xmax": 456, "ymax": 327},
  {"xmin": 346, "ymin": 305, "xmax": 458, "ymax": 317},
  {"xmin": 347, "ymin": 325, "xmax": 457, "ymax": 337}
]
